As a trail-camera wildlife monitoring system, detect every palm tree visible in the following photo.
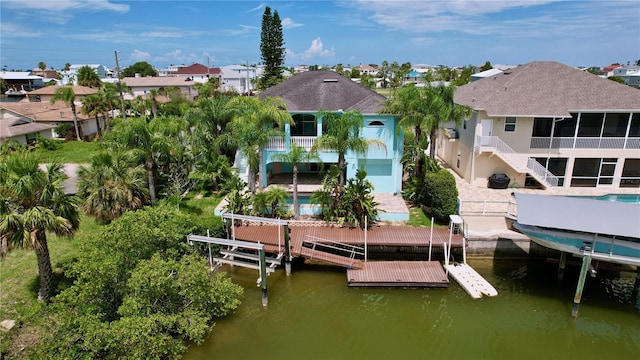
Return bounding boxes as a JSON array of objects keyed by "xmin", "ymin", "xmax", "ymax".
[
  {"xmin": 98, "ymin": 83, "xmax": 120, "ymax": 126},
  {"xmin": 379, "ymin": 84, "xmax": 436, "ymax": 177},
  {"xmin": 226, "ymin": 96, "xmax": 293, "ymax": 193},
  {"xmin": 147, "ymin": 89, "xmax": 161, "ymax": 119},
  {"xmin": 81, "ymin": 93, "xmax": 108, "ymax": 137},
  {"xmin": 105, "ymin": 116, "xmax": 188, "ymax": 204},
  {"xmin": 76, "ymin": 65, "xmax": 102, "ymax": 88},
  {"xmin": 311, "ymin": 109, "xmax": 386, "ymax": 186},
  {"xmin": 0, "ymin": 150, "xmax": 79, "ymax": 301},
  {"xmin": 425, "ymin": 84, "xmax": 472, "ymax": 159},
  {"xmin": 271, "ymin": 143, "xmax": 320, "ymax": 217},
  {"xmin": 77, "ymin": 150, "xmax": 149, "ymax": 224},
  {"xmin": 51, "ymin": 86, "xmax": 81, "ymax": 141}
]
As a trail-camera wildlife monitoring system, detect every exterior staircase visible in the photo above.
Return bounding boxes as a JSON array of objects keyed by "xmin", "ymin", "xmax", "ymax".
[{"xmin": 477, "ymin": 136, "xmax": 558, "ymax": 188}]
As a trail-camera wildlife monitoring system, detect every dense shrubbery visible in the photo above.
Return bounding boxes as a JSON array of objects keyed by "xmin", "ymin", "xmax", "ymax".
[
  {"xmin": 423, "ymin": 168, "xmax": 458, "ymax": 222},
  {"xmin": 403, "ymin": 166, "xmax": 458, "ymax": 223},
  {"xmin": 32, "ymin": 206, "xmax": 243, "ymax": 359}
]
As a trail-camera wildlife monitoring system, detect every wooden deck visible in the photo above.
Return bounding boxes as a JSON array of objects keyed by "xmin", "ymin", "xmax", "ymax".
[
  {"xmin": 233, "ymin": 225, "xmax": 463, "ymax": 249},
  {"xmin": 347, "ymin": 261, "xmax": 449, "ymax": 287}
]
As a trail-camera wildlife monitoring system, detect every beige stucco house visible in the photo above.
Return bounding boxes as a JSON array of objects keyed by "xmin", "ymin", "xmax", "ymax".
[{"xmin": 437, "ymin": 61, "xmax": 640, "ymax": 190}]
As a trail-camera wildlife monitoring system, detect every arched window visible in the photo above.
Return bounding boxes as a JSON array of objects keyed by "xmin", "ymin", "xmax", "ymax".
[
  {"xmin": 291, "ymin": 114, "xmax": 317, "ymax": 136},
  {"xmin": 368, "ymin": 120, "xmax": 384, "ymax": 127}
]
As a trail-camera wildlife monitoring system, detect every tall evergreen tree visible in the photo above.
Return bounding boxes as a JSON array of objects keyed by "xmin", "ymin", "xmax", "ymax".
[{"xmin": 259, "ymin": 6, "xmax": 285, "ymax": 90}]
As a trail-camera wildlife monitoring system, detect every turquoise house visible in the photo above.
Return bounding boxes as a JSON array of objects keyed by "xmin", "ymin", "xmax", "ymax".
[{"xmin": 259, "ymin": 71, "xmax": 403, "ymax": 194}]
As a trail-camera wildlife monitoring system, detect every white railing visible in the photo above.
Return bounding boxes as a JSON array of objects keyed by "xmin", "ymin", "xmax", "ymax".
[
  {"xmin": 527, "ymin": 158, "xmax": 559, "ymax": 187},
  {"xmin": 266, "ymin": 136, "xmax": 317, "ymax": 151},
  {"xmin": 477, "ymin": 136, "xmax": 557, "ymax": 188},
  {"xmin": 291, "ymin": 136, "xmax": 316, "ymax": 150},
  {"xmin": 458, "ymin": 199, "xmax": 518, "ymax": 217},
  {"xmin": 530, "ymin": 136, "xmax": 640, "ymax": 149}
]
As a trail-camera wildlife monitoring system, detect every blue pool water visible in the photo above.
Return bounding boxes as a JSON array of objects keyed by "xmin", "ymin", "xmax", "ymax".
[{"xmin": 575, "ymin": 194, "xmax": 640, "ymax": 203}]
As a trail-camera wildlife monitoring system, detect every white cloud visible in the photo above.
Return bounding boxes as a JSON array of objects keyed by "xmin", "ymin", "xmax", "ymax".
[
  {"xmin": 289, "ymin": 38, "xmax": 335, "ymax": 62},
  {"xmin": 0, "ymin": 22, "xmax": 44, "ymax": 38},
  {"xmin": 129, "ymin": 50, "xmax": 151, "ymax": 62},
  {"xmin": 247, "ymin": 3, "xmax": 266, "ymax": 13},
  {"xmin": 153, "ymin": 49, "xmax": 205, "ymax": 65},
  {"xmin": 2, "ymin": 0, "xmax": 129, "ymax": 13},
  {"xmin": 281, "ymin": 18, "xmax": 303, "ymax": 29},
  {"xmin": 224, "ymin": 25, "xmax": 257, "ymax": 36}
]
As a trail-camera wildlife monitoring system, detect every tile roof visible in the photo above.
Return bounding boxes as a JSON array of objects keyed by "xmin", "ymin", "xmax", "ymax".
[
  {"xmin": 27, "ymin": 85, "xmax": 98, "ymax": 96},
  {"xmin": 1, "ymin": 102, "xmax": 92, "ymax": 122},
  {"xmin": 122, "ymin": 76, "xmax": 196, "ymax": 87},
  {"xmin": 454, "ymin": 61, "xmax": 640, "ymax": 117},
  {"xmin": 174, "ymin": 63, "xmax": 220, "ymax": 75},
  {"xmin": 259, "ymin": 71, "xmax": 387, "ymax": 114},
  {"xmin": 0, "ymin": 118, "xmax": 55, "ymax": 139}
]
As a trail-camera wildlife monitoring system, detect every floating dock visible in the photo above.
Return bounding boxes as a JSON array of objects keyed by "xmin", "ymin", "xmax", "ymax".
[
  {"xmin": 347, "ymin": 261, "xmax": 449, "ymax": 287},
  {"xmin": 443, "ymin": 263, "xmax": 498, "ymax": 299}
]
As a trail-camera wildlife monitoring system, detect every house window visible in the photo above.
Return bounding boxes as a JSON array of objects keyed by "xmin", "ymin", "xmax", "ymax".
[
  {"xmin": 532, "ymin": 118, "xmax": 552, "ymax": 137},
  {"xmin": 602, "ymin": 113, "xmax": 629, "ymax": 137},
  {"xmin": 620, "ymin": 158, "xmax": 640, "ymax": 188},
  {"xmin": 368, "ymin": 121, "xmax": 385, "ymax": 127},
  {"xmin": 577, "ymin": 113, "xmax": 604, "ymax": 137},
  {"xmin": 291, "ymin": 114, "xmax": 316, "ymax": 136},
  {"xmin": 504, "ymin": 117, "xmax": 516, "ymax": 132},
  {"xmin": 571, "ymin": 158, "xmax": 617, "ymax": 187}
]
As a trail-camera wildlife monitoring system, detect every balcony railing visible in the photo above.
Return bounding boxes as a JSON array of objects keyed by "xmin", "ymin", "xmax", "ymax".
[
  {"xmin": 530, "ymin": 137, "xmax": 640, "ymax": 149},
  {"xmin": 266, "ymin": 136, "xmax": 317, "ymax": 151},
  {"xmin": 477, "ymin": 135, "xmax": 558, "ymax": 188}
]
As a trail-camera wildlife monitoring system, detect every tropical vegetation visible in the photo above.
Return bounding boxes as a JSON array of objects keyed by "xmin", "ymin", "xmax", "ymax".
[{"xmin": 0, "ymin": 149, "xmax": 79, "ymax": 301}]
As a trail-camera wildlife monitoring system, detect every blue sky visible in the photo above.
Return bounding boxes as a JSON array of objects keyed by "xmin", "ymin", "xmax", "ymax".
[{"xmin": 1, "ymin": 0, "xmax": 639, "ymax": 71}]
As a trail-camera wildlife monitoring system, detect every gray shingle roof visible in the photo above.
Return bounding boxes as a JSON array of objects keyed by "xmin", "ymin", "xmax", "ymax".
[
  {"xmin": 455, "ymin": 61, "xmax": 640, "ymax": 117},
  {"xmin": 259, "ymin": 71, "xmax": 387, "ymax": 114}
]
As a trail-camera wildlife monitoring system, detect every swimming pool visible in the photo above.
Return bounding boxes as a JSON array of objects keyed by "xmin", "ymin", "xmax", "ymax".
[{"xmin": 575, "ymin": 194, "xmax": 640, "ymax": 203}]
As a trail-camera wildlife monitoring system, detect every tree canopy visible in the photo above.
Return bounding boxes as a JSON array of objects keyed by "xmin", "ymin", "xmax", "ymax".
[
  {"xmin": 259, "ymin": 6, "xmax": 285, "ymax": 89},
  {"xmin": 121, "ymin": 61, "xmax": 158, "ymax": 78}
]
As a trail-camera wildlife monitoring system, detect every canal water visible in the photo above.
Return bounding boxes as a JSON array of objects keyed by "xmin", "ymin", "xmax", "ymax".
[{"xmin": 184, "ymin": 258, "xmax": 640, "ymax": 359}]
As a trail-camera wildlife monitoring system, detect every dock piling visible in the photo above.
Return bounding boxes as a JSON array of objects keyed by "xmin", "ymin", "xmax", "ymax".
[
  {"xmin": 572, "ymin": 254, "xmax": 591, "ymax": 317},
  {"xmin": 557, "ymin": 252, "xmax": 567, "ymax": 281}
]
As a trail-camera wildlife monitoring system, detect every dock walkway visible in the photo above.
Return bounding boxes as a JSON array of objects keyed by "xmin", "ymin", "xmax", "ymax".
[{"xmin": 347, "ymin": 261, "xmax": 449, "ymax": 287}]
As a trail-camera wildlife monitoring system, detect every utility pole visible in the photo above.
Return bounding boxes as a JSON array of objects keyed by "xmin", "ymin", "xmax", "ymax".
[{"xmin": 114, "ymin": 50, "xmax": 126, "ymax": 119}]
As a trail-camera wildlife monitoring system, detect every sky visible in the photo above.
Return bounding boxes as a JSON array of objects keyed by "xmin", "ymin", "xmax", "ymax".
[{"xmin": 1, "ymin": 0, "xmax": 639, "ymax": 71}]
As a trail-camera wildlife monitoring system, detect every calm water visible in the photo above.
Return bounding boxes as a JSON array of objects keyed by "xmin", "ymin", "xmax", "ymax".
[{"xmin": 184, "ymin": 259, "xmax": 640, "ymax": 359}]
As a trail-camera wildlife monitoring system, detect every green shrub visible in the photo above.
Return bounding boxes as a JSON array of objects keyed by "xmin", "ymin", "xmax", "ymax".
[{"xmin": 423, "ymin": 169, "xmax": 458, "ymax": 223}]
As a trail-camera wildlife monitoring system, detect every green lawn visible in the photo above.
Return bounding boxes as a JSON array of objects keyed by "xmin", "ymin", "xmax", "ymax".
[
  {"xmin": 35, "ymin": 140, "xmax": 99, "ymax": 163},
  {"xmin": 406, "ymin": 207, "xmax": 446, "ymax": 227}
]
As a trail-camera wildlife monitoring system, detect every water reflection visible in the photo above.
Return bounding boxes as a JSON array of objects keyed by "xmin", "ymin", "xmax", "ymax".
[{"xmin": 185, "ymin": 259, "xmax": 640, "ymax": 359}]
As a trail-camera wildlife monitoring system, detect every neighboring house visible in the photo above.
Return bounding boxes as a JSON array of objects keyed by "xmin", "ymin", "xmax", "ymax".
[
  {"xmin": 120, "ymin": 76, "xmax": 198, "ymax": 100},
  {"xmin": 598, "ymin": 64, "xmax": 622, "ymax": 78},
  {"xmin": 470, "ymin": 68, "xmax": 503, "ymax": 82},
  {"xmin": 356, "ymin": 64, "xmax": 378, "ymax": 76},
  {"xmin": 258, "ymin": 70, "xmax": 403, "ymax": 194},
  {"xmin": 1, "ymin": 101, "xmax": 103, "ymax": 140},
  {"xmin": 25, "ymin": 85, "xmax": 98, "ymax": 103},
  {"xmin": 219, "ymin": 64, "xmax": 258, "ymax": 94},
  {"xmin": 157, "ymin": 64, "xmax": 186, "ymax": 77},
  {"xmin": 173, "ymin": 63, "xmax": 221, "ymax": 83},
  {"xmin": 61, "ymin": 64, "xmax": 110, "ymax": 85},
  {"xmin": 403, "ymin": 70, "xmax": 425, "ymax": 85},
  {"xmin": 0, "ymin": 109, "xmax": 56, "ymax": 144},
  {"xmin": 613, "ymin": 66, "xmax": 640, "ymax": 88},
  {"xmin": 437, "ymin": 61, "xmax": 640, "ymax": 190},
  {"xmin": 31, "ymin": 68, "xmax": 60, "ymax": 79},
  {"xmin": 0, "ymin": 71, "xmax": 45, "ymax": 93}
]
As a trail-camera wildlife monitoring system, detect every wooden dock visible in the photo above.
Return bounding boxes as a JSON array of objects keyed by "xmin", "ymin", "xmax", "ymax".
[
  {"xmin": 443, "ymin": 263, "xmax": 498, "ymax": 298},
  {"xmin": 347, "ymin": 261, "xmax": 449, "ymax": 287}
]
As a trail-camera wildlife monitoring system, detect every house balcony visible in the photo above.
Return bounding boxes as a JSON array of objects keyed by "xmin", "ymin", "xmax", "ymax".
[
  {"xmin": 266, "ymin": 136, "xmax": 317, "ymax": 151},
  {"xmin": 530, "ymin": 137, "xmax": 640, "ymax": 149}
]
